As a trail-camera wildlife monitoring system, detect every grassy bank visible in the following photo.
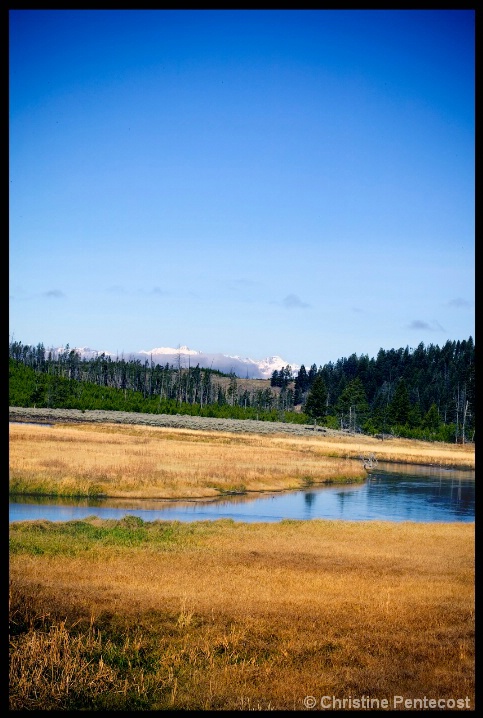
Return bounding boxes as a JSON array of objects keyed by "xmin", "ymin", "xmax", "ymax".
[
  {"xmin": 9, "ymin": 419, "xmax": 475, "ymax": 709},
  {"xmin": 9, "ymin": 421, "xmax": 474, "ymax": 500},
  {"xmin": 9, "ymin": 517, "xmax": 474, "ymax": 710}
]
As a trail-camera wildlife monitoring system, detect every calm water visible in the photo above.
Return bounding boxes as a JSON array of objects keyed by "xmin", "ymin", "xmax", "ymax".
[{"xmin": 9, "ymin": 462, "xmax": 474, "ymax": 524}]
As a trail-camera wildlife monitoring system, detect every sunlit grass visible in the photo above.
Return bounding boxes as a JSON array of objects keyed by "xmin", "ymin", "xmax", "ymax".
[
  {"xmin": 9, "ymin": 421, "xmax": 475, "ymax": 709},
  {"xmin": 9, "ymin": 422, "xmax": 474, "ymax": 500},
  {"xmin": 9, "ymin": 423, "xmax": 365, "ymax": 499},
  {"xmin": 10, "ymin": 517, "xmax": 474, "ymax": 710}
]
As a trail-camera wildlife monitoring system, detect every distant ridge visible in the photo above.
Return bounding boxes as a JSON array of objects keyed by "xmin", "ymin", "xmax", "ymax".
[{"xmin": 56, "ymin": 345, "xmax": 300, "ymax": 380}]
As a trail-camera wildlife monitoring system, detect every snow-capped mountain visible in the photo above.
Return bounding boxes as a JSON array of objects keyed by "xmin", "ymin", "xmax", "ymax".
[
  {"xmin": 138, "ymin": 348, "xmax": 298, "ymax": 379},
  {"xmin": 60, "ymin": 345, "xmax": 299, "ymax": 379}
]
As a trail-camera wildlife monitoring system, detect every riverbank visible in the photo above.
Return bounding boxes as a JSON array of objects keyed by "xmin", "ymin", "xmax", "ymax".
[
  {"xmin": 9, "ymin": 408, "xmax": 474, "ymax": 501},
  {"xmin": 9, "ymin": 420, "xmax": 366, "ymax": 500},
  {"xmin": 9, "ymin": 409, "xmax": 475, "ymax": 709},
  {"xmin": 10, "ymin": 517, "xmax": 474, "ymax": 710}
]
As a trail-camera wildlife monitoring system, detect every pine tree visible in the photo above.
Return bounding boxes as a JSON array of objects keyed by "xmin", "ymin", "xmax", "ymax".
[
  {"xmin": 270, "ymin": 370, "xmax": 280, "ymax": 388},
  {"xmin": 336, "ymin": 377, "xmax": 369, "ymax": 432},
  {"xmin": 423, "ymin": 403, "xmax": 440, "ymax": 431},
  {"xmin": 389, "ymin": 379, "xmax": 412, "ymax": 426},
  {"xmin": 304, "ymin": 374, "xmax": 328, "ymax": 425},
  {"xmin": 294, "ymin": 365, "xmax": 309, "ymax": 404}
]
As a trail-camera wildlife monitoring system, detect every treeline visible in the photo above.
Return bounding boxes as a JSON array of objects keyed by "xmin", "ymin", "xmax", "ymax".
[
  {"xmin": 279, "ymin": 338, "xmax": 474, "ymax": 443},
  {"xmin": 8, "ymin": 341, "xmax": 304, "ymax": 423},
  {"xmin": 9, "ymin": 338, "xmax": 475, "ymax": 442}
]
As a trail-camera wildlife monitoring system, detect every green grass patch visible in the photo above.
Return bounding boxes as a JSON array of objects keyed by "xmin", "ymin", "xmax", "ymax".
[
  {"xmin": 9, "ymin": 475, "xmax": 107, "ymax": 499},
  {"xmin": 9, "ymin": 517, "xmax": 212, "ymax": 557}
]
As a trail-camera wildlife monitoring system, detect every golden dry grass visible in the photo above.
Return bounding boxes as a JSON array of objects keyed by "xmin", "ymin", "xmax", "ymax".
[
  {"xmin": 9, "ymin": 420, "xmax": 475, "ymax": 708},
  {"xmin": 9, "ymin": 422, "xmax": 474, "ymax": 500},
  {"xmin": 9, "ymin": 423, "xmax": 365, "ymax": 498},
  {"xmin": 9, "ymin": 518, "xmax": 474, "ymax": 710}
]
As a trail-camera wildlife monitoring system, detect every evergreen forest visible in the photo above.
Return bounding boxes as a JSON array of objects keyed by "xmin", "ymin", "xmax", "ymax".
[{"xmin": 9, "ymin": 337, "xmax": 474, "ymax": 443}]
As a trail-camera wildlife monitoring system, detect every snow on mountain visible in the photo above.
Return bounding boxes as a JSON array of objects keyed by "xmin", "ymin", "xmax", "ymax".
[
  {"xmin": 80, "ymin": 347, "xmax": 114, "ymax": 359},
  {"xmin": 138, "ymin": 346, "xmax": 202, "ymax": 357},
  {"xmin": 67, "ymin": 345, "xmax": 299, "ymax": 379}
]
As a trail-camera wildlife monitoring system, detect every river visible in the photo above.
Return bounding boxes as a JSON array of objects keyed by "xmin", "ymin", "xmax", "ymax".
[{"xmin": 9, "ymin": 462, "xmax": 474, "ymax": 524}]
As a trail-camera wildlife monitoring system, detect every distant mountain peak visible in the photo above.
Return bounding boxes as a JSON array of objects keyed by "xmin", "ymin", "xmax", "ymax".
[
  {"xmin": 138, "ymin": 346, "xmax": 201, "ymax": 357},
  {"xmin": 71, "ymin": 345, "xmax": 299, "ymax": 379}
]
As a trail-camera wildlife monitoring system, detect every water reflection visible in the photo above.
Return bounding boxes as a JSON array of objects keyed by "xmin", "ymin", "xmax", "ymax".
[
  {"xmin": 9, "ymin": 463, "xmax": 474, "ymax": 524},
  {"xmin": 304, "ymin": 492, "xmax": 316, "ymax": 508}
]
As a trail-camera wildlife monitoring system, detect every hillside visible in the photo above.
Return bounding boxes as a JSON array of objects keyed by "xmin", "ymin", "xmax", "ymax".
[{"xmin": 9, "ymin": 337, "xmax": 475, "ymax": 442}]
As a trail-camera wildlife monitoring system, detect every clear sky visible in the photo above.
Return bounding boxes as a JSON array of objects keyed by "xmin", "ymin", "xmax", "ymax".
[{"xmin": 9, "ymin": 9, "xmax": 475, "ymax": 368}]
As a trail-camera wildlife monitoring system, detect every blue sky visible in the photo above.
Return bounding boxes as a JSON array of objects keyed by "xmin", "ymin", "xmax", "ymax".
[{"xmin": 9, "ymin": 9, "xmax": 474, "ymax": 368}]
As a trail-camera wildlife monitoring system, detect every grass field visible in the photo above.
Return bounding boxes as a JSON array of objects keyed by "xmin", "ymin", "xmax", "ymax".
[
  {"xmin": 9, "ymin": 421, "xmax": 475, "ymax": 710},
  {"xmin": 9, "ymin": 421, "xmax": 474, "ymax": 500},
  {"xmin": 9, "ymin": 517, "xmax": 474, "ymax": 710}
]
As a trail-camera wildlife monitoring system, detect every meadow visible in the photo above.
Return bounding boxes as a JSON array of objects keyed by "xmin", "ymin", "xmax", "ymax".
[
  {"xmin": 8, "ymin": 421, "xmax": 474, "ymax": 500},
  {"xmin": 9, "ymin": 421, "xmax": 475, "ymax": 710},
  {"xmin": 10, "ymin": 517, "xmax": 474, "ymax": 710}
]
